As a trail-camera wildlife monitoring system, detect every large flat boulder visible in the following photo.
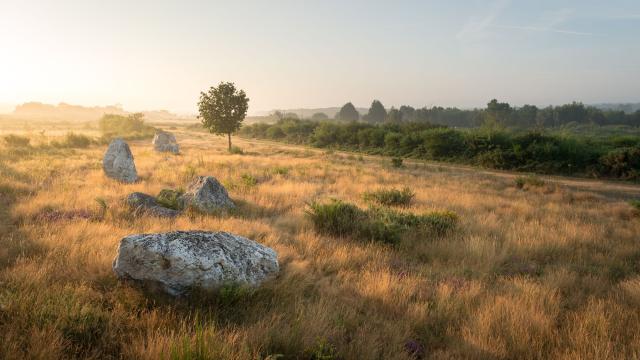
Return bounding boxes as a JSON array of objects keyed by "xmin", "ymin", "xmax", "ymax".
[
  {"xmin": 103, "ymin": 138, "xmax": 138, "ymax": 183},
  {"xmin": 126, "ymin": 192, "xmax": 180, "ymax": 218},
  {"xmin": 152, "ymin": 130, "xmax": 179, "ymax": 154},
  {"xmin": 112, "ymin": 231, "xmax": 279, "ymax": 295},
  {"xmin": 179, "ymin": 176, "xmax": 235, "ymax": 213}
]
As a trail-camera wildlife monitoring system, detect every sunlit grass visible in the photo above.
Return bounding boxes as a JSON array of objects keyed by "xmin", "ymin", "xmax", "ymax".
[{"xmin": 1, "ymin": 125, "xmax": 640, "ymax": 359}]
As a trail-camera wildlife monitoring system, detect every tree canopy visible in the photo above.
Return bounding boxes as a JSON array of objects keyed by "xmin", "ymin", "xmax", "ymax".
[
  {"xmin": 198, "ymin": 82, "xmax": 249, "ymax": 150},
  {"xmin": 363, "ymin": 100, "xmax": 387, "ymax": 123},
  {"xmin": 336, "ymin": 102, "xmax": 360, "ymax": 122}
]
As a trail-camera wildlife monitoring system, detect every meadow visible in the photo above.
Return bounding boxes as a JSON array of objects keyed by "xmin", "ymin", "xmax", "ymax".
[{"xmin": 2, "ymin": 124, "xmax": 640, "ymax": 359}]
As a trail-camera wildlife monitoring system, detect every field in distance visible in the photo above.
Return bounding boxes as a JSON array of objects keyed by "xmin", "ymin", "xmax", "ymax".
[{"xmin": 1, "ymin": 124, "xmax": 640, "ymax": 359}]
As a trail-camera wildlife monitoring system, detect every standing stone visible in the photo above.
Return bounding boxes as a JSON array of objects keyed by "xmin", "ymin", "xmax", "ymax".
[
  {"xmin": 152, "ymin": 130, "xmax": 180, "ymax": 154},
  {"xmin": 103, "ymin": 138, "xmax": 137, "ymax": 183},
  {"xmin": 179, "ymin": 176, "xmax": 235, "ymax": 212},
  {"xmin": 112, "ymin": 231, "xmax": 279, "ymax": 295}
]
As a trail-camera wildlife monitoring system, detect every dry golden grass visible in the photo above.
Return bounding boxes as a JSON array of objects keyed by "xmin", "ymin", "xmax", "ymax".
[{"xmin": 1, "ymin": 125, "xmax": 640, "ymax": 359}]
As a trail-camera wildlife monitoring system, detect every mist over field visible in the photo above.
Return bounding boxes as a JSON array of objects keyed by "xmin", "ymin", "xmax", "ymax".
[{"xmin": 1, "ymin": 1, "xmax": 640, "ymax": 359}]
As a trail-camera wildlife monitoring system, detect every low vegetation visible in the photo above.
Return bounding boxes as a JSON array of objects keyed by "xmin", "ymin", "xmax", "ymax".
[
  {"xmin": 307, "ymin": 199, "xmax": 457, "ymax": 244},
  {"xmin": 99, "ymin": 113, "xmax": 156, "ymax": 141},
  {"xmin": 363, "ymin": 187, "xmax": 415, "ymax": 207},
  {"xmin": 240, "ymin": 119, "xmax": 640, "ymax": 180},
  {"xmin": 515, "ymin": 175, "xmax": 545, "ymax": 189}
]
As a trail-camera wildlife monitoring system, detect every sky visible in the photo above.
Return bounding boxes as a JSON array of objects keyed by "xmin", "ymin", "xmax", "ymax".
[{"xmin": 1, "ymin": 0, "xmax": 639, "ymax": 115}]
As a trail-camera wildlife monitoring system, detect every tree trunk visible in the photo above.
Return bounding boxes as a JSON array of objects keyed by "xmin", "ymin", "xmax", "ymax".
[{"xmin": 228, "ymin": 133, "xmax": 232, "ymax": 151}]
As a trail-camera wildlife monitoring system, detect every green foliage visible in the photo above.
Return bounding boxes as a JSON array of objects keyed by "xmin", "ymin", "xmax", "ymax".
[
  {"xmin": 271, "ymin": 166, "xmax": 290, "ymax": 176},
  {"xmin": 229, "ymin": 145, "xmax": 244, "ymax": 154},
  {"xmin": 363, "ymin": 100, "xmax": 387, "ymax": 124},
  {"xmin": 306, "ymin": 199, "xmax": 457, "ymax": 244},
  {"xmin": 3, "ymin": 134, "xmax": 31, "ymax": 147},
  {"xmin": 514, "ymin": 175, "xmax": 545, "ymax": 189},
  {"xmin": 157, "ymin": 189, "xmax": 185, "ymax": 210},
  {"xmin": 335, "ymin": 102, "xmax": 359, "ymax": 122},
  {"xmin": 99, "ymin": 113, "xmax": 155, "ymax": 140},
  {"xmin": 198, "ymin": 82, "xmax": 249, "ymax": 150},
  {"xmin": 52, "ymin": 132, "xmax": 92, "ymax": 148},
  {"xmin": 629, "ymin": 200, "xmax": 640, "ymax": 213},
  {"xmin": 311, "ymin": 112, "xmax": 329, "ymax": 121},
  {"xmin": 391, "ymin": 157, "xmax": 403, "ymax": 168},
  {"xmin": 363, "ymin": 187, "xmax": 415, "ymax": 207},
  {"xmin": 240, "ymin": 174, "xmax": 258, "ymax": 187},
  {"xmin": 240, "ymin": 119, "xmax": 640, "ymax": 180}
]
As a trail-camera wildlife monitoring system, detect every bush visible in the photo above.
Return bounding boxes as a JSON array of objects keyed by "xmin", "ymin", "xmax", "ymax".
[
  {"xmin": 52, "ymin": 132, "xmax": 92, "ymax": 148},
  {"xmin": 99, "ymin": 113, "xmax": 155, "ymax": 140},
  {"xmin": 363, "ymin": 187, "xmax": 415, "ymax": 207},
  {"xmin": 514, "ymin": 175, "xmax": 545, "ymax": 189},
  {"xmin": 306, "ymin": 199, "xmax": 457, "ymax": 244},
  {"xmin": 156, "ymin": 189, "xmax": 184, "ymax": 210},
  {"xmin": 3, "ymin": 134, "xmax": 30, "ymax": 147},
  {"xmin": 391, "ymin": 157, "xmax": 404, "ymax": 168},
  {"xmin": 229, "ymin": 145, "xmax": 244, "ymax": 154}
]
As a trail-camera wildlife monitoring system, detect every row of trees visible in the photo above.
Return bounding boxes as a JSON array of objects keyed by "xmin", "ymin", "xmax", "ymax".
[
  {"xmin": 323, "ymin": 100, "xmax": 640, "ymax": 128},
  {"xmin": 240, "ymin": 118, "xmax": 640, "ymax": 180}
]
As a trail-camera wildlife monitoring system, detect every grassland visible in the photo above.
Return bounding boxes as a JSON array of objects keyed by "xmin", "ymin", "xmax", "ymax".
[{"xmin": 1, "ymin": 124, "xmax": 640, "ymax": 359}]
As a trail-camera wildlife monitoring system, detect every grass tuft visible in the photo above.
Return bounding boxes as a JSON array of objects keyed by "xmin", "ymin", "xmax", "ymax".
[{"xmin": 363, "ymin": 187, "xmax": 415, "ymax": 207}]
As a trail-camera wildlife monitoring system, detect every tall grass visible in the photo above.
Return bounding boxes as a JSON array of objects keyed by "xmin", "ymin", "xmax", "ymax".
[{"xmin": 1, "ymin": 128, "xmax": 640, "ymax": 359}]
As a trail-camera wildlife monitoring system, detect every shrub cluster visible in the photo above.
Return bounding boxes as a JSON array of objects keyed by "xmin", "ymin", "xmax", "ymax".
[
  {"xmin": 240, "ymin": 119, "xmax": 640, "ymax": 180},
  {"xmin": 3, "ymin": 134, "xmax": 31, "ymax": 147},
  {"xmin": 99, "ymin": 113, "xmax": 156, "ymax": 141},
  {"xmin": 514, "ymin": 175, "xmax": 545, "ymax": 189},
  {"xmin": 306, "ymin": 199, "xmax": 456, "ymax": 244},
  {"xmin": 363, "ymin": 187, "xmax": 415, "ymax": 207},
  {"xmin": 51, "ymin": 132, "xmax": 93, "ymax": 148}
]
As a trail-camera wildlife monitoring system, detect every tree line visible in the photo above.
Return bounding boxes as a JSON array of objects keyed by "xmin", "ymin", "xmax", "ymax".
[
  {"xmin": 304, "ymin": 100, "xmax": 640, "ymax": 128},
  {"xmin": 240, "ymin": 119, "xmax": 640, "ymax": 180}
]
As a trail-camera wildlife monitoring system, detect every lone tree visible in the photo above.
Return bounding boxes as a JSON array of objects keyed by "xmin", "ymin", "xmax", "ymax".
[
  {"xmin": 336, "ymin": 102, "xmax": 360, "ymax": 122},
  {"xmin": 198, "ymin": 82, "xmax": 249, "ymax": 151}
]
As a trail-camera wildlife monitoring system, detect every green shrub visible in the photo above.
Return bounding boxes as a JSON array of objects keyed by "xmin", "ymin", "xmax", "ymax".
[
  {"xmin": 369, "ymin": 207, "xmax": 458, "ymax": 235},
  {"xmin": 99, "ymin": 113, "xmax": 155, "ymax": 140},
  {"xmin": 271, "ymin": 166, "xmax": 290, "ymax": 176},
  {"xmin": 157, "ymin": 189, "xmax": 185, "ymax": 210},
  {"xmin": 240, "ymin": 174, "xmax": 258, "ymax": 187},
  {"xmin": 391, "ymin": 157, "xmax": 404, "ymax": 168},
  {"xmin": 363, "ymin": 187, "xmax": 415, "ymax": 207},
  {"xmin": 52, "ymin": 132, "xmax": 92, "ymax": 148},
  {"xmin": 3, "ymin": 134, "xmax": 30, "ymax": 147},
  {"xmin": 306, "ymin": 199, "xmax": 457, "ymax": 244},
  {"xmin": 630, "ymin": 200, "xmax": 640, "ymax": 214},
  {"xmin": 514, "ymin": 175, "xmax": 545, "ymax": 189},
  {"xmin": 306, "ymin": 200, "xmax": 368, "ymax": 238},
  {"xmin": 229, "ymin": 145, "xmax": 244, "ymax": 154}
]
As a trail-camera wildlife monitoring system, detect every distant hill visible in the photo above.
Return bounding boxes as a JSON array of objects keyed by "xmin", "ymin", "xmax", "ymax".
[
  {"xmin": 592, "ymin": 103, "xmax": 640, "ymax": 113},
  {"xmin": 6, "ymin": 102, "xmax": 194, "ymax": 123},
  {"xmin": 257, "ymin": 107, "xmax": 369, "ymax": 119}
]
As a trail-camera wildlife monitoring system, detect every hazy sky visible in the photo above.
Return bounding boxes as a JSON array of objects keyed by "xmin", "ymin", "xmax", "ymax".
[{"xmin": 1, "ymin": 0, "xmax": 639, "ymax": 114}]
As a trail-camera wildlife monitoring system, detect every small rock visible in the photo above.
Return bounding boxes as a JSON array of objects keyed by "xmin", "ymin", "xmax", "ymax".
[
  {"xmin": 112, "ymin": 231, "xmax": 279, "ymax": 295},
  {"xmin": 179, "ymin": 176, "xmax": 235, "ymax": 213},
  {"xmin": 152, "ymin": 130, "xmax": 179, "ymax": 154},
  {"xmin": 126, "ymin": 192, "xmax": 180, "ymax": 218},
  {"xmin": 103, "ymin": 138, "xmax": 138, "ymax": 183}
]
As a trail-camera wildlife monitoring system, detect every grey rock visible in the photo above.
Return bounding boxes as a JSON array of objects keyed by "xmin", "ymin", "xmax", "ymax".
[
  {"xmin": 103, "ymin": 138, "xmax": 138, "ymax": 183},
  {"xmin": 126, "ymin": 192, "xmax": 180, "ymax": 218},
  {"xmin": 179, "ymin": 176, "xmax": 235, "ymax": 213},
  {"xmin": 112, "ymin": 231, "xmax": 279, "ymax": 295},
  {"xmin": 152, "ymin": 130, "xmax": 179, "ymax": 154}
]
